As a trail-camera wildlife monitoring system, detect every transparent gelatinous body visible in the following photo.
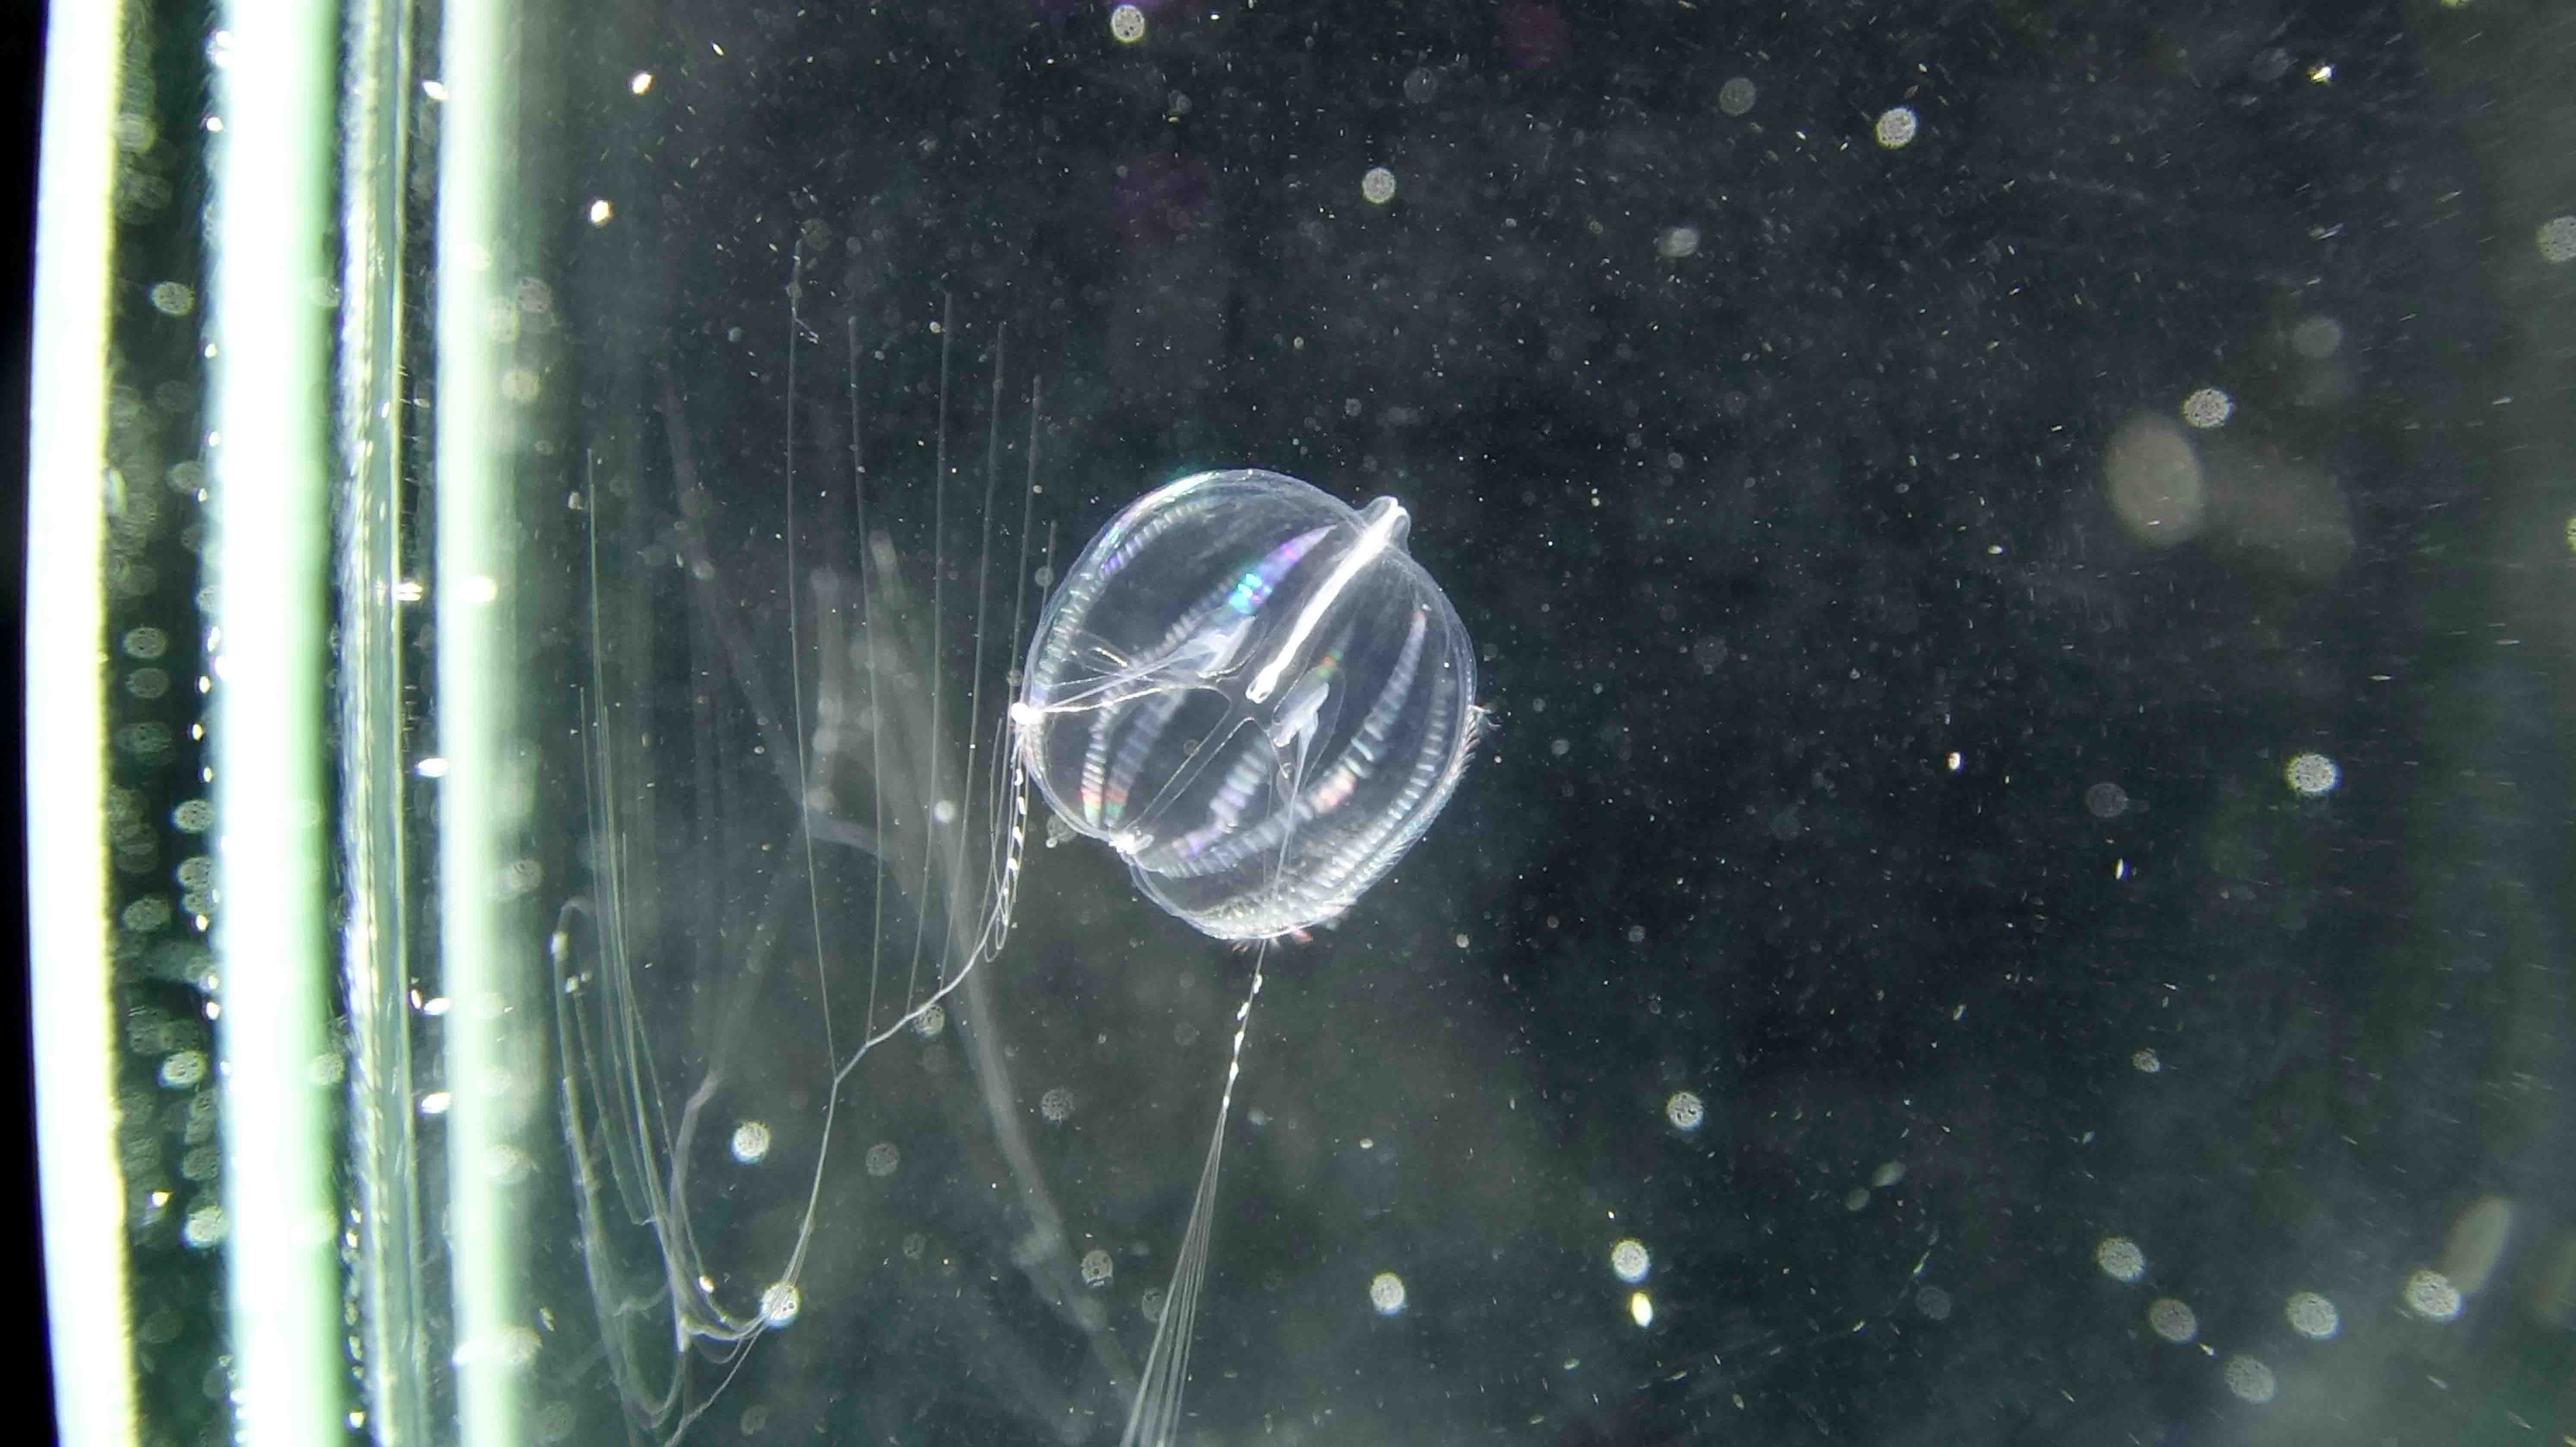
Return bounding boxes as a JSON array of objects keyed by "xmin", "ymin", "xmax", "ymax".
[{"xmin": 1013, "ymin": 469, "xmax": 1481, "ymax": 941}]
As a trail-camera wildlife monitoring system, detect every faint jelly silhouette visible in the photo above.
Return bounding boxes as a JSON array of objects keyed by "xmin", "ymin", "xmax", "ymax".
[
  {"xmin": 553, "ymin": 252, "xmax": 1108, "ymax": 1444},
  {"xmin": 553, "ymin": 234, "xmax": 1483, "ymax": 1443}
]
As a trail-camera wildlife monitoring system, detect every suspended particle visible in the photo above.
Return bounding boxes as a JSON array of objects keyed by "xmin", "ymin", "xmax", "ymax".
[
  {"xmin": 2180, "ymin": 386, "xmax": 2234, "ymax": 429},
  {"xmin": 2536, "ymin": 215, "xmax": 2576, "ymax": 264},
  {"xmin": 760, "ymin": 1281, "xmax": 801, "ymax": 1327},
  {"xmin": 1628, "ymin": 1291, "xmax": 1654, "ymax": 1328},
  {"xmin": 2291, "ymin": 316, "xmax": 2345, "ymax": 358},
  {"xmin": 1369, "ymin": 1271, "xmax": 1408, "ymax": 1317},
  {"xmin": 2095, "ymin": 1236, "xmax": 2146, "ymax": 1283},
  {"xmin": 182, "ymin": 1203, "xmax": 229, "ymax": 1250},
  {"xmin": 2402, "ymin": 1268, "xmax": 2462, "ymax": 1321},
  {"xmin": 2222, "ymin": 1354, "xmax": 2276, "ymax": 1404},
  {"xmin": 1657, "ymin": 225, "xmax": 1700, "ymax": 259},
  {"xmin": 2284, "ymin": 1290, "xmax": 2339, "ymax": 1339},
  {"xmin": 2284, "ymin": 752, "xmax": 2339, "ymax": 797},
  {"xmin": 2146, "ymin": 1296, "xmax": 2199, "ymax": 1343},
  {"xmin": 1871, "ymin": 1160, "xmax": 1907, "ymax": 1188}
]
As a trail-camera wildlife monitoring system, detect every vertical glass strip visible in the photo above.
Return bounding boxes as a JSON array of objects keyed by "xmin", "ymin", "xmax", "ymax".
[
  {"xmin": 30, "ymin": 2, "xmax": 140, "ymax": 1443},
  {"xmin": 334, "ymin": 0, "xmax": 429, "ymax": 1440},
  {"xmin": 208, "ymin": 0, "xmax": 339, "ymax": 1441},
  {"xmin": 433, "ymin": 0, "xmax": 530, "ymax": 1441}
]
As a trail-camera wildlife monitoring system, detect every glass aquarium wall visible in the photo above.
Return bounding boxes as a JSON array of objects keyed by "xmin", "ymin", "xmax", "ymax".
[{"xmin": 30, "ymin": 0, "xmax": 2576, "ymax": 1444}]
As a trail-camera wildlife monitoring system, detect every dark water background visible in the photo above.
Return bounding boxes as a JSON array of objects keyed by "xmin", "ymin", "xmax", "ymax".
[{"xmin": 519, "ymin": 0, "xmax": 2573, "ymax": 1441}]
